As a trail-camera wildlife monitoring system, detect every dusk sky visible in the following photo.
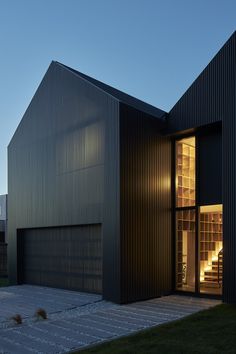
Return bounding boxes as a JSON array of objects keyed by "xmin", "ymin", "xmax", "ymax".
[{"xmin": 0, "ymin": 0, "xmax": 236, "ymax": 194}]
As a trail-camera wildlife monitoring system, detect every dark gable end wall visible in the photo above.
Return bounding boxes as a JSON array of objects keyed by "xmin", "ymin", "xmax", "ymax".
[
  {"xmin": 8, "ymin": 62, "xmax": 121, "ymax": 299},
  {"xmin": 119, "ymin": 103, "xmax": 172, "ymax": 303},
  {"xmin": 168, "ymin": 32, "xmax": 236, "ymax": 303},
  {"xmin": 168, "ymin": 33, "xmax": 236, "ymax": 132}
]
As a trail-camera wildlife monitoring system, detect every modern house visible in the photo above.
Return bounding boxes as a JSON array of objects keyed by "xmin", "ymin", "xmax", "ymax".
[
  {"xmin": 0, "ymin": 194, "xmax": 7, "ymax": 243},
  {"xmin": 8, "ymin": 32, "xmax": 236, "ymax": 304},
  {"xmin": 0, "ymin": 194, "xmax": 8, "ymax": 276}
]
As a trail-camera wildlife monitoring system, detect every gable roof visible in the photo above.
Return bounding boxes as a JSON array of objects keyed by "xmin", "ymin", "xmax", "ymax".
[{"xmin": 55, "ymin": 61, "xmax": 166, "ymax": 120}]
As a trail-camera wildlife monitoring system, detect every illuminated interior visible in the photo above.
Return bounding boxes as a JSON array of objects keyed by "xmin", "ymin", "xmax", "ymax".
[
  {"xmin": 199, "ymin": 204, "xmax": 223, "ymax": 295},
  {"xmin": 176, "ymin": 209, "xmax": 195, "ymax": 292},
  {"xmin": 176, "ymin": 137, "xmax": 195, "ymax": 207},
  {"xmin": 175, "ymin": 135, "xmax": 223, "ymax": 296}
]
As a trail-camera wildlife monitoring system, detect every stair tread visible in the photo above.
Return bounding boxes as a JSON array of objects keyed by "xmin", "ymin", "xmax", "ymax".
[
  {"xmin": 204, "ymin": 271, "xmax": 222, "ymax": 275},
  {"xmin": 200, "ymin": 282, "xmax": 222, "ymax": 288}
]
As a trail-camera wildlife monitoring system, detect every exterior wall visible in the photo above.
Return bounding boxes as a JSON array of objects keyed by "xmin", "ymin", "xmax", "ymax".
[
  {"xmin": 8, "ymin": 62, "xmax": 120, "ymax": 296},
  {"xmin": 167, "ymin": 33, "xmax": 236, "ymax": 133},
  {"xmin": 0, "ymin": 243, "xmax": 7, "ymax": 277},
  {"xmin": 119, "ymin": 103, "xmax": 172, "ymax": 303},
  {"xmin": 0, "ymin": 221, "xmax": 4, "ymax": 233},
  {"xmin": 0, "ymin": 195, "xmax": 7, "ymax": 221},
  {"xmin": 168, "ymin": 32, "xmax": 236, "ymax": 303},
  {"xmin": 102, "ymin": 99, "xmax": 121, "ymax": 302},
  {"xmin": 0, "ymin": 222, "xmax": 5, "ymax": 243},
  {"xmin": 0, "ymin": 195, "xmax": 7, "ymax": 275},
  {"xmin": 0, "ymin": 194, "xmax": 7, "ymax": 245}
]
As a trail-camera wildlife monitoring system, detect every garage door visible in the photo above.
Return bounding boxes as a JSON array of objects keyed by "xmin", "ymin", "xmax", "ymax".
[{"xmin": 18, "ymin": 224, "xmax": 102, "ymax": 293}]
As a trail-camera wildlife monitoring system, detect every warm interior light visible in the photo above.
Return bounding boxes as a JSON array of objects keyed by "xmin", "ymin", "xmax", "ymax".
[
  {"xmin": 200, "ymin": 204, "xmax": 223, "ymax": 213},
  {"xmin": 176, "ymin": 136, "xmax": 196, "ymax": 207},
  {"xmin": 204, "ymin": 266, "xmax": 211, "ymax": 272},
  {"xmin": 199, "ymin": 205, "xmax": 223, "ymax": 295}
]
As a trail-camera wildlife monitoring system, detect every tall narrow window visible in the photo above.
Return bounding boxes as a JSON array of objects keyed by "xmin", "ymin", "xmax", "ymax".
[
  {"xmin": 176, "ymin": 210, "xmax": 196, "ymax": 292},
  {"xmin": 176, "ymin": 137, "xmax": 195, "ymax": 207}
]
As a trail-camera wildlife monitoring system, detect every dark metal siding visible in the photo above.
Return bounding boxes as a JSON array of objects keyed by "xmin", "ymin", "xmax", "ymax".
[
  {"xmin": 0, "ymin": 243, "xmax": 7, "ymax": 277},
  {"xmin": 167, "ymin": 32, "xmax": 236, "ymax": 303},
  {"xmin": 18, "ymin": 225, "xmax": 102, "ymax": 293},
  {"xmin": 168, "ymin": 32, "xmax": 236, "ymax": 133},
  {"xmin": 102, "ymin": 97, "xmax": 121, "ymax": 303},
  {"xmin": 120, "ymin": 103, "xmax": 172, "ymax": 303},
  {"xmin": 0, "ymin": 195, "xmax": 7, "ymax": 221},
  {"xmin": 198, "ymin": 130, "xmax": 222, "ymax": 205},
  {"xmin": 8, "ymin": 62, "xmax": 120, "ymax": 299},
  {"xmin": 0, "ymin": 221, "xmax": 5, "ymax": 233},
  {"xmin": 223, "ymin": 80, "xmax": 236, "ymax": 304}
]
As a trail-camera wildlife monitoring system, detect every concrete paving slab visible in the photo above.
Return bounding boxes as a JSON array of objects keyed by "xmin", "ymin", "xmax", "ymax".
[
  {"xmin": 54, "ymin": 319, "xmax": 114, "ymax": 339},
  {"xmin": 0, "ymin": 337, "xmax": 35, "ymax": 354},
  {"xmin": 84, "ymin": 313, "xmax": 142, "ymax": 330},
  {"xmin": 72, "ymin": 317, "xmax": 129, "ymax": 336}
]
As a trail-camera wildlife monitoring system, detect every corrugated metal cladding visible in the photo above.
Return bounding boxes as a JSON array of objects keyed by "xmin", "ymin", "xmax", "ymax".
[
  {"xmin": 167, "ymin": 32, "xmax": 236, "ymax": 133},
  {"xmin": 119, "ymin": 103, "xmax": 172, "ymax": 303},
  {"xmin": 8, "ymin": 61, "xmax": 120, "ymax": 293},
  {"xmin": 18, "ymin": 225, "xmax": 102, "ymax": 293},
  {"xmin": 168, "ymin": 32, "xmax": 236, "ymax": 303},
  {"xmin": 222, "ymin": 35, "xmax": 236, "ymax": 303},
  {"xmin": 0, "ymin": 195, "xmax": 7, "ymax": 221},
  {"xmin": 102, "ymin": 99, "xmax": 120, "ymax": 303}
]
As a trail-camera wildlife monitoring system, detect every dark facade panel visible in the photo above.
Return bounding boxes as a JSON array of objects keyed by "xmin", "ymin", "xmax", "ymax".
[
  {"xmin": 0, "ymin": 195, "xmax": 7, "ymax": 243},
  {"xmin": 222, "ymin": 87, "xmax": 236, "ymax": 304},
  {"xmin": 0, "ymin": 243, "xmax": 7, "ymax": 277},
  {"xmin": 0, "ymin": 221, "xmax": 5, "ymax": 233},
  {"xmin": 8, "ymin": 62, "xmax": 120, "ymax": 292},
  {"xmin": 198, "ymin": 130, "xmax": 222, "ymax": 206},
  {"xmin": 119, "ymin": 103, "xmax": 172, "ymax": 303},
  {"xmin": 0, "ymin": 195, "xmax": 7, "ymax": 221},
  {"xmin": 18, "ymin": 224, "xmax": 102, "ymax": 293},
  {"xmin": 102, "ymin": 101, "xmax": 121, "ymax": 303}
]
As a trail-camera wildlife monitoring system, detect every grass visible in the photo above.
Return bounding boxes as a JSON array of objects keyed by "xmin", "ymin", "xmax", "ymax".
[
  {"xmin": 0, "ymin": 277, "xmax": 9, "ymax": 287},
  {"xmin": 77, "ymin": 304, "xmax": 236, "ymax": 354}
]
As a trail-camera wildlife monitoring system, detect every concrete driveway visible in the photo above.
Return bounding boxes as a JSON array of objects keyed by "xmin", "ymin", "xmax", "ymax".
[{"xmin": 0, "ymin": 285, "xmax": 221, "ymax": 353}]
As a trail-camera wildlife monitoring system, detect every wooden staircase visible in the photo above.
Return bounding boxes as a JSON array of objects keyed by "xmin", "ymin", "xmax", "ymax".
[{"xmin": 201, "ymin": 249, "xmax": 223, "ymax": 288}]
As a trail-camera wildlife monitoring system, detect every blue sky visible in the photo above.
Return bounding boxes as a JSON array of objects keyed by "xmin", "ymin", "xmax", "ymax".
[{"xmin": 0, "ymin": 0, "xmax": 236, "ymax": 194}]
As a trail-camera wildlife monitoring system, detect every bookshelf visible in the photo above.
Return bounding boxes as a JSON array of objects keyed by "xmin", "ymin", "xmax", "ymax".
[
  {"xmin": 176, "ymin": 139, "xmax": 195, "ymax": 207},
  {"xmin": 199, "ymin": 209, "xmax": 223, "ymax": 294},
  {"xmin": 199, "ymin": 212, "xmax": 223, "ymax": 262}
]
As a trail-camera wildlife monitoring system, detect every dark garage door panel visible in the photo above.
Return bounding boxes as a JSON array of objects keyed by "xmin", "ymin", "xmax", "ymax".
[{"xmin": 19, "ymin": 224, "xmax": 102, "ymax": 294}]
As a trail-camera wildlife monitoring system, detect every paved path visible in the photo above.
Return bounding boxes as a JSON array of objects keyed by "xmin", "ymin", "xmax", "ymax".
[{"xmin": 0, "ymin": 286, "xmax": 221, "ymax": 353}]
